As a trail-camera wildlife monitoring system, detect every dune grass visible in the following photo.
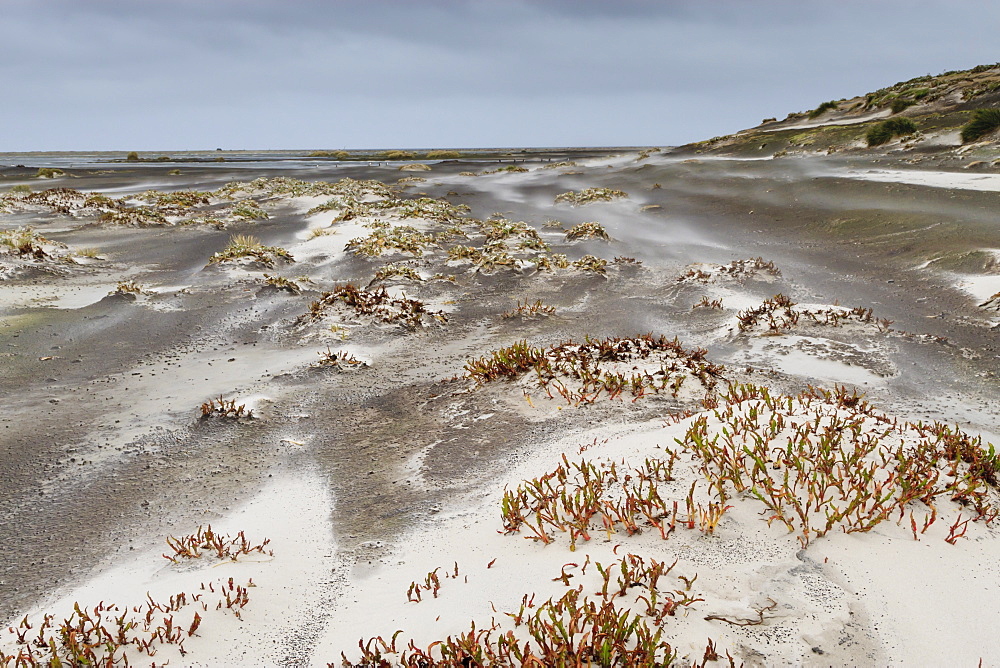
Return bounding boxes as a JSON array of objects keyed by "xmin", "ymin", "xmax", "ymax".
[
  {"xmin": 208, "ymin": 234, "xmax": 293, "ymax": 268},
  {"xmin": 808, "ymin": 100, "xmax": 839, "ymax": 119},
  {"xmin": 866, "ymin": 118, "xmax": 918, "ymax": 147},
  {"xmin": 960, "ymin": 108, "xmax": 1000, "ymax": 143}
]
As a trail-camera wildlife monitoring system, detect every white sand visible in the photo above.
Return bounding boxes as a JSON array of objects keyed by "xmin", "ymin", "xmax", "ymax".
[
  {"xmin": 313, "ymin": 399, "xmax": 1000, "ymax": 666},
  {"xmin": 1, "ymin": 468, "xmax": 335, "ymax": 666},
  {"xmin": 758, "ymin": 110, "xmax": 892, "ymax": 133},
  {"xmin": 841, "ymin": 169, "xmax": 1000, "ymax": 192}
]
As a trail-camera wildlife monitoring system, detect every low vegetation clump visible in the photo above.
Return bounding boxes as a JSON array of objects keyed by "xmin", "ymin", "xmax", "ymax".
[
  {"xmin": 312, "ymin": 347, "xmax": 368, "ymax": 370},
  {"xmin": 572, "ymin": 254, "xmax": 608, "ymax": 275},
  {"xmin": 981, "ymin": 290, "xmax": 1000, "ymax": 311},
  {"xmin": 866, "ymin": 117, "xmax": 918, "ymax": 147},
  {"xmin": 532, "ymin": 253, "xmax": 570, "ymax": 272},
  {"xmin": 736, "ymin": 293, "xmax": 893, "ymax": 334},
  {"xmin": 681, "ymin": 383, "xmax": 1000, "ymax": 547},
  {"xmin": 465, "ymin": 334, "xmax": 724, "ymax": 405},
  {"xmin": 347, "ymin": 556, "xmax": 710, "ymax": 666},
  {"xmin": 425, "ymin": 150, "xmax": 462, "ymax": 159},
  {"xmin": 99, "ymin": 205, "xmax": 170, "ymax": 227},
  {"xmin": 208, "ymin": 234, "xmax": 293, "ymax": 268},
  {"xmin": 200, "ymin": 396, "xmax": 253, "ymax": 419},
  {"xmin": 808, "ymin": 100, "xmax": 839, "ymax": 119},
  {"xmin": 34, "ymin": 168, "xmax": 65, "ymax": 179},
  {"xmin": 890, "ymin": 98, "xmax": 916, "ymax": 114},
  {"xmin": 0, "ymin": 577, "xmax": 255, "ymax": 665},
  {"xmin": 261, "ymin": 273, "xmax": 301, "ymax": 293},
  {"xmin": 325, "ymin": 196, "xmax": 469, "ymax": 225},
  {"xmin": 483, "ymin": 164, "xmax": 529, "ymax": 174},
  {"xmin": 479, "ymin": 216, "xmax": 546, "ymax": 247},
  {"xmin": 382, "ymin": 150, "xmax": 416, "ymax": 160},
  {"xmin": 109, "ymin": 280, "xmax": 146, "ymax": 296},
  {"xmin": 133, "ymin": 189, "xmax": 211, "ymax": 210},
  {"xmin": 301, "ymin": 283, "xmax": 446, "ymax": 329},
  {"xmin": 346, "ymin": 221, "xmax": 438, "ymax": 258},
  {"xmin": 309, "ymin": 150, "xmax": 352, "ymax": 159},
  {"xmin": 502, "ymin": 299, "xmax": 556, "ymax": 319},
  {"xmin": 217, "ymin": 176, "xmax": 391, "ymax": 202},
  {"xmin": 498, "ymin": 447, "xmax": 726, "ymax": 548},
  {"xmin": 0, "ymin": 525, "xmax": 267, "ymax": 665},
  {"xmin": 163, "ymin": 525, "xmax": 272, "ymax": 562},
  {"xmin": 543, "ymin": 161, "xmax": 578, "ymax": 169},
  {"xmin": 555, "ymin": 187, "xmax": 628, "ymax": 205},
  {"xmin": 692, "ymin": 296, "xmax": 724, "ymax": 310},
  {"xmin": 0, "ymin": 226, "xmax": 58, "ymax": 259},
  {"xmin": 564, "ymin": 221, "xmax": 610, "ymax": 241},
  {"xmin": 0, "ymin": 186, "xmax": 93, "ymax": 215},
  {"xmin": 960, "ymin": 108, "xmax": 1000, "ymax": 143},
  {"xmin": 370, "ymin": 262, "xmax": 423, "ymax": 284},
  {"xmin": 676, "ymin": 257, "xmax": 780, "ymax": 283},
  {"xmin": 230, "ymin": 199, "xmax": 269, "ymax": 221}
]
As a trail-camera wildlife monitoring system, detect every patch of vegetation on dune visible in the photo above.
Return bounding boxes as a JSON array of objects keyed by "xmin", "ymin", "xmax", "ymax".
[
  {"xmin": 960, "ymin": 108, "xmax": 1000, "ymax": 143},
  {"xmin": 208, "ymin": 234, "xmax": 293, "ymax": 268},
  {"xmin": 315, "ymin": 195, "xmax": 469, "ymax": 225},
  {"xmin": 300, "ymin": 283, "xmax": 445, "ymax": 329},
  {"xmin": 808, "ymin": 100, "xmax": 839, "ymax": 119},
  {"xmin": 555, "ymin": 187, "xmax": 628, "ymax": 205},
  {"xmin": 132, "ymin": 190, "xmax": 211, "ymax": 209},
  {"xmin": 425, "ymin": 150, "xmax": 462, "ymax": 159},
  {"xmin": 866, "ymin": 117, "xmax": 918, "ymax": 147},
  {"xmin": 381, "ymin": 150, "xmax": 416, "ymax": 160},
  {"xmin": 346, "ymin": 221, "xmax": 439, "ymax": 258},
  {"xmin": 465, "ymin": 334, "xmax": 724, "ymax": 404},
  {"xmin": 99, "ymin": 206, "xmax": 170, "ymax": 227},
  {"xmin": 309, "ymin": 150, "xmax": 352, "ymax": 159},
  {"xmin": 482, "ymin": 164, "xmax": 529, "ymax": 175},
  {"xmin": 565, "ymin": 222, "xmax": 611, "ymax": 241},
  {"xmin": 0, "ymin": 226, "xmax": 66, "ymax": 260}
]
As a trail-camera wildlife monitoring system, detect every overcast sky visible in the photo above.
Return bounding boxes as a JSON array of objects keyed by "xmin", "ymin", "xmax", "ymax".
[{"xmin": 2, "ymin": 1, "xmax": 998, "ymax": 151}]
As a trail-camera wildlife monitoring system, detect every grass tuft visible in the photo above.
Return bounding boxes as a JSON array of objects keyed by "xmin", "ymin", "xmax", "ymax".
[
  {"xmin": 866, "ymin": 117, "xmax": 917, "ymax": 147},
  {"xmin": 208, "ymin": 234, "xmax": 293, "ymax": 268},
  {"xmin": 808, "ymin": 100, "xmax": 839, "ymax": 119},
  {"xmin": 960, "ymin": 108, "xmax": 1000, "ymax": 143}
]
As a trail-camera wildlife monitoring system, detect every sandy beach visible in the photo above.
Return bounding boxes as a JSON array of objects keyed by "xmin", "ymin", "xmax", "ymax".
[{"xmin": 1, "ymin": 146, "xmax": 999, "ymax": 666}]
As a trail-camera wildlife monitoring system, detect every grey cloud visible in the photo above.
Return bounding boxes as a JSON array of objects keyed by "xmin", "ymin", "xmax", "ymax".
[{"xmin": 2, "ymin": 1, "xmax": 999, "ymax": 150}]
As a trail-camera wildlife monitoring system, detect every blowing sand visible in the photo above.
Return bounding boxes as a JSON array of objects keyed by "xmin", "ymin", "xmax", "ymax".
[{"xmin": 1, "ymin": 148, "xmax": 998, "ymax": 666}]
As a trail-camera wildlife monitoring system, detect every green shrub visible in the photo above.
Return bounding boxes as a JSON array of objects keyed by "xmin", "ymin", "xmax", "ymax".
[
  {"xmin": 866, "ymin": 118, "xmax": 918, "ymax": 147},
  {"xmin": 35, "ymin": 168, "xmax": 65, "ymax": 178},
  {"xmin": 960, "ymin": 108, "xmax": 1000, "ymax": 143},
  {"xmin": 425, "ymin": 150, "xmax": 462, "ymax": 159},
  {"xmin": 382, "ymin": 150, "xmax": 416, "ymax": 160},
  {"xmin": 808, "ymin": 100, "xmax": 839, "ymax": 119},
  {"xmin": 126, "ymin": 151, "xmax": 139, "ymax": 161},
  {"xmin": 890, "ymin": 99, "xmax": 916, "ymax": 114},
  {"xmin": 10, "ymin": 184, "xmax": 31, "ymax": 193}
]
